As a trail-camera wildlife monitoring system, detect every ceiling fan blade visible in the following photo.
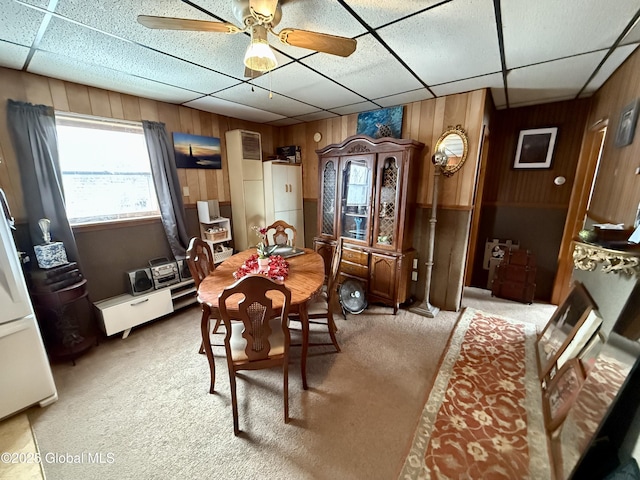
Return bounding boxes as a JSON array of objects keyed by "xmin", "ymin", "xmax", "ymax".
[
  {"xmin": 137, "ymin": 15, "xmax": 241, "ymax": 33},
  {"xmin": 277, "ymin": 28, "xmax": 356, "ymax": 57},
  {"xmin": 249, "ymin": 0, "xmax": 279, "ymax": 20},
  {"xmin": 244, "ymin": 66, "xmax": 265, "ymax": 79}
]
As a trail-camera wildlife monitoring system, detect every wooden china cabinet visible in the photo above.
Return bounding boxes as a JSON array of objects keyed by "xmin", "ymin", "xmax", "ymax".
[{"xmin": 314, "ymin": 135, "xmax": 424, "ymax": 313}]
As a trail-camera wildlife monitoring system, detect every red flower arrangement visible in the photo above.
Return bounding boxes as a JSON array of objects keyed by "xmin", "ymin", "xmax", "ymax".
[{"xmin": 233, "ymin": 254, "xmax": 289, "ymax": 281}]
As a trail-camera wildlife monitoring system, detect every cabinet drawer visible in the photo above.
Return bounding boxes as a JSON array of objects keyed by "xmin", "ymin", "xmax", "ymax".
[
  {"xmin": 95, "ymin": 289, "xmax": 173, "ymax": 336},
  {"xmin": 342, "ymin": 247, "xmax": 368, "ymax": 265},
  {"xmin": 340, "ymin": 260, "xmax": 368, "ymax": 279}
]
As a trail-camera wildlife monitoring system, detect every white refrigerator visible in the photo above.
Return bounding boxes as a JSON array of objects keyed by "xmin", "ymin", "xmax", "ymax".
[{"xmin": 0, "ymin": 189, "xmax": 57, "ymax": 420}]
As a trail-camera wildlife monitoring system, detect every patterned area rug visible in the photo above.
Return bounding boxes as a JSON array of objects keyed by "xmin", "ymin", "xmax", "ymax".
[{"xmin": 398, "ymin": 308, "xmax": 551, "ymax": 479}]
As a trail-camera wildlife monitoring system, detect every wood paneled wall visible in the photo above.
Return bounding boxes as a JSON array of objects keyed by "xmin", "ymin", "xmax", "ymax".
[
  {"xmin": 277, "ymin": 91, "xmax": 489, "ymax": 311},
  {"xmin": 587, "ymin": 47, "xmax": 640, "ymax": 227},
  {"xmin": 0, "ymin": 66, "xmax": 489, "ymax": 308},
  {"xmin": 277, "ymin": 90, "xmax": 488, "ymax": 210},
  {"xmin": 483, "ymin": 99, "xmax": 592, "ymax": 207},
  {"xmin": 0, "ymin": 67, "xmax": 276, "ymax": 222},
  {"xmin": 470, "ymin": 98, "xmax": 592, "ymax": 301},
  {"xmin": 0, "ymin": 65, "xmax": 488, "ymax": 222}
]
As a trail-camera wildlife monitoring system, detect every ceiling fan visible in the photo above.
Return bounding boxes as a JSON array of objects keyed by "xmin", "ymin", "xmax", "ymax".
[{"xmin": 138, "ymin": 0, "xmax": 357, "ymax": 77}]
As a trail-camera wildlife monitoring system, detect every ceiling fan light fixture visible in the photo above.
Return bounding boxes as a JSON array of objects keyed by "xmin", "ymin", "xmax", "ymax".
[{"xmin": 244, "ymin": 24, "xmax": 277, "ymax": 72}]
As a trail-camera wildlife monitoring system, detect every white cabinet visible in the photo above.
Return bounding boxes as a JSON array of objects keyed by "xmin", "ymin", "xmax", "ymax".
[
  {"xmin": 225, "ymin": 129, "xmax": 266, "ymax": 251},
  {"xmin": 94, "ymin": 279, "xmax": 196, "ymax": 338},
  {"xmin": 263, "ymin": 161, "xmax": 305, "ymax": 247}
]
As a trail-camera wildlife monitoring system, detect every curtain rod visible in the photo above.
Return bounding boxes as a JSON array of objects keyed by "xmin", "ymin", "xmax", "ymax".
[{"xmin": 54, "ymin": 111, "xmax": 143, "ymax": 129}]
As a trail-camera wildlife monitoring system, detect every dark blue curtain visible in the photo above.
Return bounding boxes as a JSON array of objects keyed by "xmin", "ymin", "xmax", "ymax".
[
  {"xmin": 6, "ymin": 100, "xmax": 81, "ymax": 266},
  {"xmin": 142, "ymin": 120, "xmax": 190, "ymax": 259}
]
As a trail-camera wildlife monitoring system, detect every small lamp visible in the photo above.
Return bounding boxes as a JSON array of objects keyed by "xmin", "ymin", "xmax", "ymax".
[
  {"xmin": 243, "ymin": 24, "xmax": 277, "ymax": 72},
  {"xmin": 433, "ymin": 146, "xmax": 449, "ymax": 168}
]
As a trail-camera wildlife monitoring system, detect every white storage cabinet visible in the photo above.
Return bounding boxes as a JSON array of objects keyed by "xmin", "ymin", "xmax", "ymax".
[
  {"xmin": 263, "ymin": 161, "xmax": 305, "ymax": 247},
  {"xmin": 95, "ymin": 279, "xmax": 196, "ymax": 338},
  {"xmin": 225, "ymin": 129, "xmax": 266, "ymax": 251}
]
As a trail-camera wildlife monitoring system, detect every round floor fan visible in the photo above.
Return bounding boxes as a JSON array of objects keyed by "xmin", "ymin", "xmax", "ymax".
[{"xmin": 339, "ymin": 278, "xmax": 368, "ymax": 315}]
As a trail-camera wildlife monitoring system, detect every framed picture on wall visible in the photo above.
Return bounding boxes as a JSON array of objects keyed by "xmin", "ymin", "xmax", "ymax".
[
  {"xmin": 172, "ymin": 132, "xmax": 222, "ymax": 169},
  {"xmin": 513, "ymin": 127, "xmax": 558, "ymax": 169},
  {"xmin": 614, "ymin": 99, "xmax": 639, "ymax": 148},
  {"xmin": 356, "ymin": 106, "xmax": 403, "ymax": 139}
]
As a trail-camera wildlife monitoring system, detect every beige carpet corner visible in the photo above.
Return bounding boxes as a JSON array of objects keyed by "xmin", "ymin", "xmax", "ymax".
[{"xmin": 23, "ymin": 287, "xmax": 555, "ymax": 480}]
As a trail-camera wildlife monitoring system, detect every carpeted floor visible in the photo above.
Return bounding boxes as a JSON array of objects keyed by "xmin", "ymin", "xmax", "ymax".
[{"xmin": 11, "ymin": 287, "xmax": 556, "ymax": 480}]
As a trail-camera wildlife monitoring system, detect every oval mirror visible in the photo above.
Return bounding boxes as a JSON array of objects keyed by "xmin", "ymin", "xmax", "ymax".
[{"xmin": 433, "ymin": 125, "xmax": 469, "ymax": 177}]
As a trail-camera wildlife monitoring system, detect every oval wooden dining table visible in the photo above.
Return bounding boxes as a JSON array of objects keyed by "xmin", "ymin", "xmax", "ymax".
[{"xmin": 196, "ymin": 248, "xmax": 325, "ymax": 392}]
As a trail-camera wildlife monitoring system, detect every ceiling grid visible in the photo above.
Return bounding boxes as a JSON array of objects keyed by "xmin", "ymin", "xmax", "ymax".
[{"xmin": 0, "ymin": 0, "xmax": 638, "ymax": 123}]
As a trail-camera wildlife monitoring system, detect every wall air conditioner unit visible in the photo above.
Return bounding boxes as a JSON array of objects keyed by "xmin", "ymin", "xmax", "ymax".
[
  {"xmin": 239, "ymin": 130, "xmax": 262, "ymax": 161},
  {"xmin": 225, "ymin": 129, "xmax": 265, "ymax": 251}
]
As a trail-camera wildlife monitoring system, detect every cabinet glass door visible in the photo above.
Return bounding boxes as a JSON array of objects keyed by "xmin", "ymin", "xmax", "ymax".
[
  {"xmin": 320, "ymin": 158, "xmax": 338, "ymax": 237},
  {"xmin": 340, "ymin": 156, "xmax": 373, "ymax": 244},
  {"xmin": 374, "ymin": 155, "xmax": 400, "ymax": 248}
]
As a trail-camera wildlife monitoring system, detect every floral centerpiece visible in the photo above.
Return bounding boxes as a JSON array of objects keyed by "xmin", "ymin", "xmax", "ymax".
[
  {"xmin": 233, "ymin": 254, "xmax": 289, "ymax": 281},
  {"xmin": 251, "ymin": 225, "xmax": 277, "ymax": 259}
]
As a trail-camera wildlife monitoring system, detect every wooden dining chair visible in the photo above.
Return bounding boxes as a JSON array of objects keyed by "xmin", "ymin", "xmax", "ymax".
[
  {"xmin": 290, "ymin": 237, "xmax": 343, "ymax": 352},
  {"xmin": 264, "ymin": 220, "xmax": 297, "ymax": 247},
  {"xmin": 218, "ymin": 275, "xmax": 292, "ymax": 435},
  {"xmin": 185, "ymin": 237, "xmax": 222, "ymax": 355}
]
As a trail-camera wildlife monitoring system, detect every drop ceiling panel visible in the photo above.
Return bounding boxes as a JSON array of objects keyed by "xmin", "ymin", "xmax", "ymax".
[
  {"xmin": 54, "ymin": 0, "xmax": 291, "ymax": 79},
  {"xmin": 622, "ymin": 20, "xmax": 640, "ymax": 45},
  {"xmin": 343, "ymin": 0, "xmax": 446, "ymax": 28},
  {"xmin": 29, "ymin": 51, "xmax": 201, "ymax": 104},
  {"xmin": 502, "ymin": 0, "xmax": 640, "ymax": 69},
  {"xmin": 0, "ymin": 0, "xmax": 46, "ymax": 45},
  {"xmin": 249, "ymin": 62, "xmax": 364, "ymax": 109},
  {"xmin": 582, "ymin": 44, "xmax": 639, "ymax": 96},
  {"xmin": 507, "ymin": 51, "xmax": 607, "ymax": 108},
  {"xmin": 372, "ymin": 89, "xmax": 433, "ymax": 108},
  {"xmin": 377, "ymin": 0, "xmax": 502, "ymax": 86},
  {"xmin": 0, "ymin": 41, "xmax": 30, "ymax": 69},
  {"xmin": 300, "ymin": 33, "xmax": 423, "ymax": 100},
  {"xmin": 36, "ymin": 19, "xmax": 240, "ymax": 95},
  {"xmin": 184, "ymin": 95, "xmax": 285, "ymax": 123},
  {"xmin": 1, "ymin": 0, "xmax": 639, "ymax": 123},
  {"xmin": 214, "ymin": 83, "xmax": 319, "ymax": 117},
  {"xmin": 491, "ymin": 88, "xmax": 507, "ymax": 109},
  {"xmin": 331, "ymin": 101, "xmax": 381, "ymax": 116},
  {"xmin": 293, "ymin": 110, "xmax": 339, "ymax": 122},
  {"xmin": 266, "ymin": 117, "xmax": 303, "ymax": 127},
  {"xmin": 432, "ymin": 72, "xmax": 503, "ymax": 98}
]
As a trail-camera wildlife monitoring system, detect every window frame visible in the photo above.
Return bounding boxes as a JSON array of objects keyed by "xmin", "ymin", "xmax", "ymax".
[{"xmin": 55, "ymin": 112, "xmax": 161, "ymax": 227}]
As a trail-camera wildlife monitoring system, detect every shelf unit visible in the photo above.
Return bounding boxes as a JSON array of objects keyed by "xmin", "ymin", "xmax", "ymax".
[
  {"xmin": 94, "ymin": 279, "xmax": 197, "ymax": 339},
  {"xmin": 197, "ymin": 200, "xmax": 234, "ymax": 263},
  {"xmin": 170, "ymin": 278, "xmax": 197, "ymax": 310}
]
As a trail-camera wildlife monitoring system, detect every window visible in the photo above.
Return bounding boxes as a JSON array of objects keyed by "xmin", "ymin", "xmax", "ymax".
[{"xmin": 55, "ymin": 113, "xmax": 160, "ymax": 226}]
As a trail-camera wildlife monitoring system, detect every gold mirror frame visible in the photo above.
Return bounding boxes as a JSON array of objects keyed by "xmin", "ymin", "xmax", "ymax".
[{"xmin": 433, "ymin": 125, "xmax": 469, "ymax": 177}]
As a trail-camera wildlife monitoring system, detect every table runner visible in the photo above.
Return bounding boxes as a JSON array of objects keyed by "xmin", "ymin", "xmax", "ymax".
[{"xmin": 399, "ymin": 308, "xmax": 550, "ymax": 479}]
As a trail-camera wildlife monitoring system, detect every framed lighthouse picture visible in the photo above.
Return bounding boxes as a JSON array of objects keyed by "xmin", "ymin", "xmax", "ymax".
[{"xmin": 172, "ymin": 132, "xmax": 222, "ymax": 169}]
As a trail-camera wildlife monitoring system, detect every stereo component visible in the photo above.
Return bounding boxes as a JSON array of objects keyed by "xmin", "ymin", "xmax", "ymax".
[
  {"xmin": 148, "ymin": 257, "xmax": 179, "ymax": 290},
  {"xmin": 125, "ymin": 268, "xmax": 154, "ymax": 296},
  {"xmin": 176, "ymin": 259, "xmax": 192, "ymax": 281}
]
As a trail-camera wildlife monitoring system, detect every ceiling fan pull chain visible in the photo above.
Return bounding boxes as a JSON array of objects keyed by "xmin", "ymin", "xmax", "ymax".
[{"xmin": 269, "ymin": 70, "xmax": 273, "ymax": 99}]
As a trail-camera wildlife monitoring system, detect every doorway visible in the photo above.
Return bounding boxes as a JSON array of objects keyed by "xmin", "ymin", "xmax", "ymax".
[{"xmin": 551, "ymin": 121, "xmax": 608, "ymax": 304}]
